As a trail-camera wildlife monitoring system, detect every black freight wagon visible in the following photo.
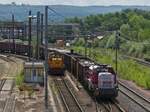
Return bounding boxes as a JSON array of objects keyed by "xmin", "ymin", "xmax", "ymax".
[
  {"xmin": 64, "ymin": 52, "xmax": 82, "ymax": 74},
  {"xmin": 0, "ymin": 42, "xmax": 33, "ymax": 56},
  {"xmin": 77, "ymin": 58, "xmax": 94, "ymax": 83}
]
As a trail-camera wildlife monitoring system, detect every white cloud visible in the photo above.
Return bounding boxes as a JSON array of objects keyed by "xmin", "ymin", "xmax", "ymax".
[{"xmin": 0, "ymin": 0, "xmax": 149, "ymax": 6}]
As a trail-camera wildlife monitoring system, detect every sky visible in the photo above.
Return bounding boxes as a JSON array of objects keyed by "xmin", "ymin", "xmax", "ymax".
[{"xmin": 0, "ymin": 0, "xmax": 149, "ymax": 6}]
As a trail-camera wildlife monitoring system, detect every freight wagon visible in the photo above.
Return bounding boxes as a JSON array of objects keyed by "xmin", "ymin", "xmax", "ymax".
[{"xmin": 0, "ymin": 41, "xmax": 33, "ymax": 56}]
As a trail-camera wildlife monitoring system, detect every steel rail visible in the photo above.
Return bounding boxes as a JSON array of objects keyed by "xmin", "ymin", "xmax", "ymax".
[
  {"xmin": 100, "ymin": 101, "xmax": 112, "ymax": 112},
  {"xmin": 54, "ymin": 79, "xmax": 70, "ymax": 112},
  {"xmin": 63, "ymin": 79, "xmax": 84, "ymax": 112},
  {"xmin": 122, "ymin": 55, "xmax": 150, "ymax": 67},
  {"xmin": 3, "ymin": 95, "xmax": 15, "ymax": 112},
  {"xmin": 0, "ymin": 79, "xmax": 6, "ymax": 91},
  {"xmin": 119, "ymin": 81, "xmax": 150, "ymax": 104},
  {"xmin": 0, "ymin": 55, "xmax": 16, "ymax": 63},
  {"xmin": 54, "ymin": 79, "xmax": 84, "ymax": 112},
  {"xmin": 119, "ymin": 82, "xmax": 150, "ymax": 112},
  {"xmin": 111, "ymin": 99, "xmax": 126, "ymax": 112}
]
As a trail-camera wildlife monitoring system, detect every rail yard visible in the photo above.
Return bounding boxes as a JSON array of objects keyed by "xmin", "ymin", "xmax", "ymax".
[
  {"xmin": 0, "ymin": 46, "xmax": 149, "ymax": 112},
  {"xmin": 0, "ymin": 4, "xmax": 150, "ymax": 112}
]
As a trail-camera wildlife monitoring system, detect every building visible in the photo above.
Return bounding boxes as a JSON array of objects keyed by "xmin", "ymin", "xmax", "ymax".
[
  {"xmin": 24, "ymin": 62, "xmax": 44, "ymax": 84},
  {"xmin": 48, "ymin": 23, "xmax": 80, "ymax": 40}
]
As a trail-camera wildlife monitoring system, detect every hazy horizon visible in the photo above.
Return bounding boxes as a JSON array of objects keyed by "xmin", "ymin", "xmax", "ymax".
[
  {"xmin": 0, "ymin": 0, "xmax": 149, "ymax": 6},
  {"xmin": 0, "ymin": 4, "xmax": 150, "ymax": 7}
]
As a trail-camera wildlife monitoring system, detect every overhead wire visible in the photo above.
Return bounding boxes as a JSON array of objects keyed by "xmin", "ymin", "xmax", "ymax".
[
  {"xmin": 46, "ymin": 6, "xmax": 81, "ymax": 38},
  {"xmin": 47, "ymin": 6, "xmax": 65, "ymax": 19},
  {"xmin": 118, "ymin": 31, "xmax": 150, "ymax": 45}
]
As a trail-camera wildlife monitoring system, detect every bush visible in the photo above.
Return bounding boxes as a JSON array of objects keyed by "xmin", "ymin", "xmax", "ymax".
[
  {"xmin": 74, "ymin": 38, "xmax": 85, "ymax": 46},
  {"xmin": 106, "ymin": 34, "xmax": 116, "ymax": 48},
  {"xmin": 16, "ymin": 71, "xmax": 24, "ymax": 86}
]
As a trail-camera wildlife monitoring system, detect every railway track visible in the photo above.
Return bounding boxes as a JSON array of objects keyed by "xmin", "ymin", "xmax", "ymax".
[
  {"xmin": 122, "ymin": 55, "xmax": 150, "ymax": 67},
  {"xmin": 97, "ymin": 99, "xmax": 126, "ymax": 112},
  {"xmin": 0, "ymin": 55, "xmax": 17, "ymax": 112},
  {"xmin": 118, "ymin": 81, "xmax": 150, "ymax": 112},
  {"xmin": 54, "ymin": 78, "xmax": 84, "ymax": 112},
  {"xmin": 1, "ymin": 53, "xmax": 32, "ymax": 61},
  {"xmin": 111, "ymin": 99, "xmax": 127, "ymax": 112},
  {"xmin": 0, "ymin": 79, "xmax": 6, "ymax": 91},
  {"xmin": 0, "ymin": 79, "xmax": 15, "ymax": 112},
  {"xmin": 100, "ymin": 101, "xmax": 113, "ymax": 112},
  {"xmin": 3, "ymin": 95, "xmax": 16, "ymax": 112},
  {"xmin": 0, "ymin": 53, "xmax": 23, "ymax": 84},
  {"xmin": 0, "ymin": 79, "xmax": 6, "ymax": 112},
  {"xmin": 0, "ymin": 55, "xmax": 16, "ymax": 63}
]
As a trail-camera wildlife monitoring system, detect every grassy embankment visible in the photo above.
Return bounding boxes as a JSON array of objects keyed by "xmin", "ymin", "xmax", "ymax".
[{"xmin": 72, "ymin": 46, "xmax": 150, "ymax": 89}]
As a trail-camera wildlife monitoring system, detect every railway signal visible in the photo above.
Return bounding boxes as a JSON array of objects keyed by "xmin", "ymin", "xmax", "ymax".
[
  {"xmin": 84, "ymin": 40, "xmax": 87, "ymax": 57},
  {"xmin": 115, "ymin": 31, "xmax": 120, "ymax": 75},
  {"xmin": 84, "ymin": 36, "xmax": 89, "ymax": 58}
]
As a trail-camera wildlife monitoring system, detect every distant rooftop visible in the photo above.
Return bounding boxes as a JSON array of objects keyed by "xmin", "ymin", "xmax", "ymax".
[
  {"xmin": 24, "ymin": 62, "xmax": 44, "ymax": 68},
  {"xmin": 0, "ymin": 39, "xmax": 28, "ymax": 45}
]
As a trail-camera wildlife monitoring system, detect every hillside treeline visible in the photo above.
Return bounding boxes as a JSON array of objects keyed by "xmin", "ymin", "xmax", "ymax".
[{"xmin": 65, "ymin": 9, "xmax": 150, "ymax": 59}]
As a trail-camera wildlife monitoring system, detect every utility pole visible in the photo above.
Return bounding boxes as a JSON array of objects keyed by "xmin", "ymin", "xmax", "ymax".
[
  {"xmin": 41, "ymin": 13, "xmax": 44, "ymax": 45},
  {"xmin": 91, "ymin": 37, "xmax": 94, "ymax": 59},
  {"xmin": 12, "ymin": 14, "xmax": 15, "ymax": 54},
  {"xmin": 76, "ymin": 58, "xmax": 79, "ymax": 87},
  {"xmin": 87, "ymin": 35, "xmax": 92, "ymax": 58},
  {"xmin": 84, "ymin": 37, "xmax": 87, "ymax": 57},
  {"xmin": 115, "ymin": 31, "xmax": 120, "ymax": 75},
  {"xmin": 44, "ymin": 6, "xmax": 49, "ymax": 112},
  {"xmin": 36, "ymin": 11, "xmax": 40, "ymax": 60},
  {"xmin": 24, "ymin": 23, "xmax": 27, "ymax": 41},
  {"xmin": 17, "ymin": 27, "xmax": 19, "ymax": 39},
  {"xmin": 28, "ymin": 10, "xmax": 32, "ymax": 61},
  {"xmin": 89, "ymin": 41, "xmax": 91, "ymax": 58},
  {"xmin": 8, "ymin": 28, "xmax": 11, "ymax": 54}
]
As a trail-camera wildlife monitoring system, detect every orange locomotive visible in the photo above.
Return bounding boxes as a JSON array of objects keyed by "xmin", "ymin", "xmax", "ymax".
[{"xmin": 48, "ymin": 52, "xmax": 65, "ymax": 75}]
